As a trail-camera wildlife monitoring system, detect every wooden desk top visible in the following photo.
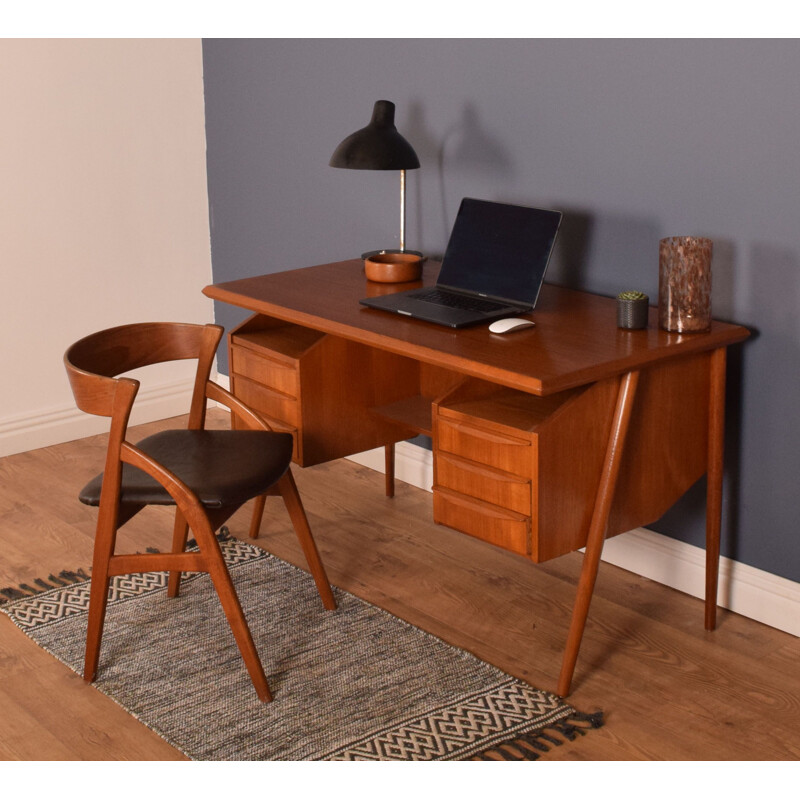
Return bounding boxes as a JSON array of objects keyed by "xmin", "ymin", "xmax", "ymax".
[{"xmin": 204, "ymin": 259, "xmax": 750, "ymax": 396}]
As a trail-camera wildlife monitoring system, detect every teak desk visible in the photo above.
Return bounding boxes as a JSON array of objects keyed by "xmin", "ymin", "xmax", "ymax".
[{"xmin": 204, "ymin": 259, "xmax": 750, "ymax": 696}]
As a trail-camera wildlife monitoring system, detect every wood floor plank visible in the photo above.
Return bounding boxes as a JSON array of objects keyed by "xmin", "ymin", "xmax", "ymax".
[{"xmin": 1, "ymin": 410, "xmax": 797, "ymax": 761}]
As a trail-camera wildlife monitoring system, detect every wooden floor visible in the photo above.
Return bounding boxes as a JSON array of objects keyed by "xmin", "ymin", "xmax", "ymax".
[{"xmin": 1, "ymin": 410, "xmax": 798, "ymax": 761}]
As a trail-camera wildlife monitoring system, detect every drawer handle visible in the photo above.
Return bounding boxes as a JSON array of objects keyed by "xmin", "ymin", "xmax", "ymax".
[
  {"xmin": 231, "ymin": 346, "xmax": 297, "ymax": 377},
  {"xmin": 442, "ymin": 419, "xmax": 529, "ymax": 447},
  {"xmin": 437, "ymin": 452, "xmax": 529, "ymax": 485},
  {"xmin": 435, "ymin": 487, "xmax": 528, "ymax": 521},
  {"xmin": 236, "ymin": 375, "xmax": 296, "ymax": 402}
]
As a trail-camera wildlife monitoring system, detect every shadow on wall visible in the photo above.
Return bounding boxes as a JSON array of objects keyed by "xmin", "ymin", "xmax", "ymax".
[
  {"xmin": 404, "ymin": 100, "xmax": 439, "ymax": 247},
  {"xmin": 654, "ymin": 236, "xmax": 749, "ymax": 584},
  {"xmin": 650, "ymin": 241, "xmax": 800, "ymax": 584},
  {"xmin": 737, "ymin": 243, "xmax": 799, "ymax": 575},
  {"xmin": 407, "ymin": 101, "xmax": 514, "ymax": 248},
  {"xmin": 707, "ymin": 238, "xmax": 745, "ymax": 574},
  {"xmin": 546, "ymin": 209, "xmax": 662, "ymax": 300},
  {"xmin": 548, "ymin": 218, "xmax": 755, "ymax": 567},
  {"xmin": 545, "ymin": 209, "xmax": 594, "ymax": 290},
  {"xmin": 708, "ymin": 238, "xmax": 736, "ymax": 324},
  {"xmin": 405, "ymin": 99, "xmax": 661, "ymax": 302}
]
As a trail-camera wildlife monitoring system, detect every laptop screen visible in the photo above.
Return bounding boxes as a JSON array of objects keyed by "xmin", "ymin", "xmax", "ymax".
[{"xmin": 437, "ymin": 198, "xmax": 562, "ymax": 304}]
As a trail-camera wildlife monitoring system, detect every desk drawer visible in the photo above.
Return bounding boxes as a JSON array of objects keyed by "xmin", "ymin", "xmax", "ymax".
[
  {"xmin": 433, "ymin": 487, "xmax": 529, "ymax": 556},
  {"xmin": 232, "ymin": 375, "xmax": 298, "ymax": 428},
  {"xmin": 436, "ymin": 451, "xmax": 531, "ymax": 515},
  {"xmin": 436, "ymin": 417, "xmax": 531, "ymax": 477},
  {"xmin": 231, "ymin": 344, "xmax": 299, "ymax": 398}
]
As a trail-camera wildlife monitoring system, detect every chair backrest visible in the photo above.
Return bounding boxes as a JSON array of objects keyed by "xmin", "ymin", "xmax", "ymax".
[{"xmin": 64, "ymin": 322, "xmax": 223, "ymax": 427}]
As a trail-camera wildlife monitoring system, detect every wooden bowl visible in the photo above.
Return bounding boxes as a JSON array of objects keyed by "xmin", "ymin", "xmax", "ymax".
[{"xmin": 364, "ymin": 252, "xmax": 422, "ymax": 284}]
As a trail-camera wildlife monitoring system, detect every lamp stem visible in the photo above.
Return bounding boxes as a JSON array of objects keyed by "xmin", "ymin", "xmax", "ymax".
[{"xmin": 400, "ymin": 169, "xmax": 406, "ymax": 252}]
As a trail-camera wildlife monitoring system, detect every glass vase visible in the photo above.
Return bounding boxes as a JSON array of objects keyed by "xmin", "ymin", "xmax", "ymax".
[{"xmin": 658, "ymin": 236, "xmax": 712, "ymax": 333}]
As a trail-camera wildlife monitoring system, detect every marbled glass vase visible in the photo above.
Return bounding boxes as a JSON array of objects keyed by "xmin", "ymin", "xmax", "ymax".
[{"xmin": 658, "ymin": 236, "xmax": 712, "ymax": 332}]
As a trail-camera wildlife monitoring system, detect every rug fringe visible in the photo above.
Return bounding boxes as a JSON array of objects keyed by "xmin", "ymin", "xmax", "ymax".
[
  {"xmin": 0, "ymin": 567, "xmax": 91, "ymax": 605},
  {"xmin": 469, "ymin": 710, "xmax": 604, "ymax": 761},
  {"xmin": 0, "ymin": 530, "xmax": 238, "ymax": 606}
]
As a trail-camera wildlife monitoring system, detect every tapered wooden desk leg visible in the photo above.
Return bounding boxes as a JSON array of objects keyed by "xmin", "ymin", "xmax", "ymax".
[
  {"xmin": 557, "ymin": 371, "xmax": 640, "ymax": 697},
  {"xmin": 705, "ymin": 348, "xmax": 727, "ymax": 631},
  {"xmin": 385, "ymin": 444, "xmax": 395, "ymax": 498}
]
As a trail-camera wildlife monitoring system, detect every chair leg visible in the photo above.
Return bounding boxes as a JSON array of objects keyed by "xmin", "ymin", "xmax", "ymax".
[
  {"xmin": 249, "ymin": 493, "xmax": 267, "ymax": 539},
  {"xmin": 84, "ymin": 570, "xmax": 111, "ymax": 683},
  {"xmin": 385, "ymin": 443, "xmax": 395, "ymax": 498},
  {"xmin": 193, "ymin": 520, "xmax": 273, "ymax": 702},
  {"xmin": 84, "ymin": 511, "xmax": 118, "ymax": 683},
  {"xmin": 277, "ymin": 469, "xmax": 337, "ymax": 611},
  {"xmin": 167, "ymin": 510, "xmax": 190, "ymax": 598}
]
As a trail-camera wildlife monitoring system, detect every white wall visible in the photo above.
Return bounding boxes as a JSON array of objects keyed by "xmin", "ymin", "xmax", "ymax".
[{"xmin": 0, "ymin": 39, "xmax": 214, "ymax": 456}]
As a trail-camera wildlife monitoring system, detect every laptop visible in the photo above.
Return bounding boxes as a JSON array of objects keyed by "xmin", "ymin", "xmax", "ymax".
[{"xmin": 359, "ymin": 198, "xmax": 562, "ymax": 328}]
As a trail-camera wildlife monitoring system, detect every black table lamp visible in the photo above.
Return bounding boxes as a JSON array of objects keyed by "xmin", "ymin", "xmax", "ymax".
[{"xmin": 329, "ymin": 100, "xmax": 422, "ymax": 258}]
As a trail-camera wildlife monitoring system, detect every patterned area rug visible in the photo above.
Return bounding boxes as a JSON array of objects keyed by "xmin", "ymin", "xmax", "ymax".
[{"xmin": 0, "ymin": 535, "xmax": 602, "ymax": 760}]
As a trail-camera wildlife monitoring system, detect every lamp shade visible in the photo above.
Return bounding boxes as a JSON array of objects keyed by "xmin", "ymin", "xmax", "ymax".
[{"xmin": 329, "ymin": 100, "xmax": 420, "ymax": 171}]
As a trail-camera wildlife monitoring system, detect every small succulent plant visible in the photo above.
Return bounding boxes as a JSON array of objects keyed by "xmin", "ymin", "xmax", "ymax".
[{"xmin": 617, "ymin": 290, "xmax": 648, "ymax": 301}]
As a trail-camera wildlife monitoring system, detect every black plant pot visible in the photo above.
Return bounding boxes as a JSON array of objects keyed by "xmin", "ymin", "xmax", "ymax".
[{"xmin": 617, "ymin": 297, "xmax": 649, "ymax": 330}]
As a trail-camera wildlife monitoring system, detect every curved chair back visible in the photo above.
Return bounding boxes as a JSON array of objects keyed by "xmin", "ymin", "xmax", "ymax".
[{"xmin": 65, "ymin": 322, "xmax": 223, "ymax": 424}]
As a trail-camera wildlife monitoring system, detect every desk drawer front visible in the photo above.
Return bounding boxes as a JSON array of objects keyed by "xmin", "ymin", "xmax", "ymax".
[
  {"xmin": 232, "ymin": 375, "xmax": 298, "ymax": 428},
  {"xmin": 433, "ymin": 487, "xmax": 529, "ymax": 556},
  {"xmin": 231, "ymin": 344, "xmax": 299, "ymax": 398},
  {"xmin": 437, "ymin": 417, "xmax": 532, "ymax": 477},
  {"xmin": 436, "ymin": 451, "xmax": 531, "ymax": 515}
]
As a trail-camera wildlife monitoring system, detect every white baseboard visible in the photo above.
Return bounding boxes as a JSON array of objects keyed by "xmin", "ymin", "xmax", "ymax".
[
  {"xmin": 597, "ymin": 527, "xmax": 800, "ymax": 637},
  {"xmin": 0, "ymin": 378, "xmax": 197, "ymax": 458},
  {"xmin": 347, "ymin": 444, "xmax": 800, "ymax": 638}
]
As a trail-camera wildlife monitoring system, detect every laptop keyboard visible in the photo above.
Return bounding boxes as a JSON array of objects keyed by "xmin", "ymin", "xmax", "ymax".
[{"xmin": 414, "ymin": 289, "xmax": 507, "ymax": 314}]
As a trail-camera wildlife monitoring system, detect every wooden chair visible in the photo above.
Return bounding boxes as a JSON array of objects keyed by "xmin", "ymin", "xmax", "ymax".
[{"xmin": 64, "ymin": 322, "xmax": 336, "ymax": 702}]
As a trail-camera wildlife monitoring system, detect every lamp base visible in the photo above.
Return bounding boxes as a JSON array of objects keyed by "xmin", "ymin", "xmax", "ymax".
[{"xmin": 360, "ymin": 248, "xmax": 425, "ymax": 261}]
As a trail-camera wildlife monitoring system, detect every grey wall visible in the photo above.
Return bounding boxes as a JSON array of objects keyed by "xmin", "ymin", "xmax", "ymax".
[{"xmin": 202, "ymin": 39, "xmax": 800, "ymax": 584}]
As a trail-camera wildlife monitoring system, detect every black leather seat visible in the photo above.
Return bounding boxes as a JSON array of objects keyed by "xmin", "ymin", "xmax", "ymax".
[{"xmin": 79, "ymin": 430, "xmax": 294, "ymax": 509}]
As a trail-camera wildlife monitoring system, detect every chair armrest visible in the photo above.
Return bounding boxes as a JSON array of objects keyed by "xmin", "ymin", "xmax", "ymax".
[{"xmin": 205, "ymin": 380, "xmax": 273, "ymax": 432}]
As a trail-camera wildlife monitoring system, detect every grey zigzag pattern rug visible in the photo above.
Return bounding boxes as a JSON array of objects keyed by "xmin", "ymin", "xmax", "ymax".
[{"xmin": 0, "ymin": 536, "xmax": 602, "ymax": 760}]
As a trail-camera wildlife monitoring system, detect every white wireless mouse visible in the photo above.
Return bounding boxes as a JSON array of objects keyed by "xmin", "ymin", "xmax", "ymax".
[{"xmin": 488, "ymin": 318, "xmax": 536, "ymax": 334}]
